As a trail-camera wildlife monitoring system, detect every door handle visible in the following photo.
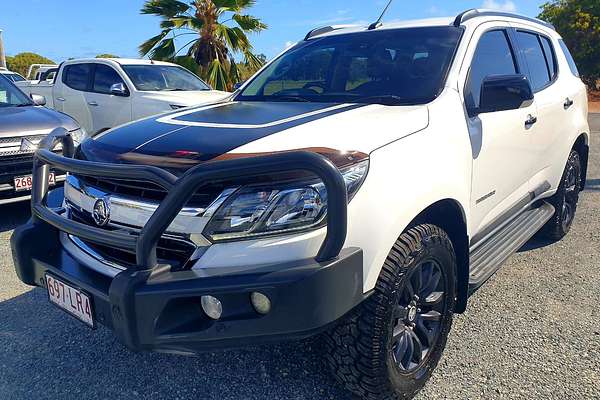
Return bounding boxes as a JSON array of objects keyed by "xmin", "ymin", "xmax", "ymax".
[
  {"xmin": 56, "ymin": 97, "xmax": 65, "ymax": 102},
  {"xmin": 563, "ymin": 97, "xmax": 574, "ymax": 109},
  {"xmin": 525, "ymin": 114, "xmax": 537, "ymax": 127},
  {"xmin": 87, "ymin": 101, "xmax": 98, "ymax": 106}
]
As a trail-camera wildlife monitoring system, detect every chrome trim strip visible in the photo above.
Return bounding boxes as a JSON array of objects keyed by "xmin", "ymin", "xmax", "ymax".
[{"xmin": 64, "ymin": 174, "xmax": 231, "ymax": 235}]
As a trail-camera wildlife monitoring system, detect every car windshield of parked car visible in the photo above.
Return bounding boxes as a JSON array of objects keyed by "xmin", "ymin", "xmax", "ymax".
[
  {"xmin": 0, "ymin": 75, "xmax": 32, "ymax": 107},
  {"xmin": 238, "ymin": 27, "xmax": 462, "ymax": 105},
  {"xmin": 8, "ymin": 73, "xmax": 26, "ymax": 82},
  {"xmin": 122, "ymin": 65, "xmax": 211, "ymax": 91}
]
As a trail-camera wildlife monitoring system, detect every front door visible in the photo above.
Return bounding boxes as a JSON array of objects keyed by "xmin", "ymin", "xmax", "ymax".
[
  {"xmin": 462, "ymin": 26, "xmax": 537, "ymax": 238},
  {"xmin": 84, "ymin": 64, "xmax": 132, "ymax": 134}
]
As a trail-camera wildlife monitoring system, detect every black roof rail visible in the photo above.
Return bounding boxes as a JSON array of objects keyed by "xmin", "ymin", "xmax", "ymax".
[
  {"xmin": 453, "ymin": 8, "xmax": 555, "ymax": 30},
  {"xmin": 304, "ymin": 25, "xmax": 353, "ymax": 41}
]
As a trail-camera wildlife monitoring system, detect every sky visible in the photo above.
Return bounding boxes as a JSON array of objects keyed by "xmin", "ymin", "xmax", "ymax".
[{"xmin": 1, "ymin": 0, "xmax": 546, "ymax": 63}]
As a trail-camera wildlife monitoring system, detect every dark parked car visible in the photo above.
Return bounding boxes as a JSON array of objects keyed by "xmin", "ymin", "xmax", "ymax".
[{"xmin": 0, "ymin": 74, "xmax": 84, "ymax": 204}]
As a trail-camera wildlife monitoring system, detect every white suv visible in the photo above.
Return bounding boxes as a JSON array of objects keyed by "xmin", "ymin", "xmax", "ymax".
[{"xmin": 11, "ymin": 9, "xmax": 589, "ymax": 400}]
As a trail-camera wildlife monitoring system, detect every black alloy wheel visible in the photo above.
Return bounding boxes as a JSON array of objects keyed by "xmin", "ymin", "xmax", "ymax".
[{"xmin": 391, "ymin": 259, "xmax": 446, "ymax": 373}]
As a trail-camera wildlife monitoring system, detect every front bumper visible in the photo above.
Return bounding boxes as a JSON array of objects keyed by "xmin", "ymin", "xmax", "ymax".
[
  {"xmin": 11, "ymin": 129, "xmax": 364, "ymax": 354},
  {"xmin": 12, "ymin": 221, "xmax": 364, "ymax": 353}
]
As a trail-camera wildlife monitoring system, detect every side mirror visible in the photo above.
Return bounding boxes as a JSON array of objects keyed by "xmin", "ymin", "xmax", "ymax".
[
  {"xmin": 233, "ymin": 81, "xmax": 245, "ymax": 91},
  {"xmin": 475, "ymin": 74, "xmax": 534, "ymax": 115},
  {"xmin": 110, "ymin": 82, "xmax": 128, "ymax": 96},
  {"xmin": 30, "ymin": 94, "xmax": 46, "ymax": 106}
]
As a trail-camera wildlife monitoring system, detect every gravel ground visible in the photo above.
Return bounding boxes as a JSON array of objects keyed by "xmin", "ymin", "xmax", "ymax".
[{"xmin": 0, "ymin": 116, "xmax": 598, "ymax": 400}]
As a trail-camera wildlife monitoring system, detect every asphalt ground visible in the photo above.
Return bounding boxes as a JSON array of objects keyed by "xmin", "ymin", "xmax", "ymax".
[{"xmin": 0, "ymin": 115, "xmax": 598, "ymax": 400}]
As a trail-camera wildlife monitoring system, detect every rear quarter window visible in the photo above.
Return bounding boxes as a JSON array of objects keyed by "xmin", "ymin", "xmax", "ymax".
[{"xmin": 558, "ymin": 39, "xmax": 580, "ymax": 78}]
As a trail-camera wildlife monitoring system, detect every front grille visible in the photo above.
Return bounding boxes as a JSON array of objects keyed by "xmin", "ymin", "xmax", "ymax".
[
  {"xmin": 78, "ymin": 176, "xmax": 225, "ymax": 209},
  {"xmin": 0, "ymin": 134, "xmax": 61, "ymax": 157},
  {"xmin": 69, "ymin": 207, "xmax": 196, "ymax": 269}
]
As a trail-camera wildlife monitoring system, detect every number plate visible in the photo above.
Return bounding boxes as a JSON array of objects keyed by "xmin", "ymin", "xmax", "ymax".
[
  {"xmin": 14, "ymin": 173, "xmax": 55, "ymax": 192},
  {"xmin": 46, "ymin": 274, "xmax": 95, "ymax": 328}
]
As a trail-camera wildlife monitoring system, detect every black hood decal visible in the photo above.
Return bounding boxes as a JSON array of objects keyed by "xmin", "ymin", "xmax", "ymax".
[{"xmin": 78, "ymin": 102, "xmax": 364, "ymax": 169}]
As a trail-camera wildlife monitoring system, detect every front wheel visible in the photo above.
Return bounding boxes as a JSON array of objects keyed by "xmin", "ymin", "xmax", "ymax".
[
  {"xmin": 542, "ymin": 149, "xmax": 582, "ymax": 241},
  {"xmin": 323, "ymin": 224, "xmax": 456, "ymax": 400}
]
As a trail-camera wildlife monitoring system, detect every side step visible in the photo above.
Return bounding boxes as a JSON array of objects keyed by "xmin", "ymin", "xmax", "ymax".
[{"xmin": 468, "ymin": 202, "xmax": 555, "ymax": 293}]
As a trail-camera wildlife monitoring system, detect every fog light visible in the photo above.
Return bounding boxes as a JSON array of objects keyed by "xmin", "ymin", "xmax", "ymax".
[
  {"xmin": 250, "ymin": 292, "xmax": 271, "ymax": 315},
  {"xmin": 201, "ymin": 295, "xmax": 222, "ymax": 320}
]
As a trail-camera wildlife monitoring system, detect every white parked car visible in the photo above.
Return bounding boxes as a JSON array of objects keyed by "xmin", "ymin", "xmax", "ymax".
[
  {"xmin": 16, "ymin": 58, "xmax": 230, "ymax": 134},
  {"xmin": 12, "ymin": 9, "xmax": 589, "ymax": 400}
]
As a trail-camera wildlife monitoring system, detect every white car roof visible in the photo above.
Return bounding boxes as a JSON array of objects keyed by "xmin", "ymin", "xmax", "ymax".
[
  {"xmin": 308, "ymin": 9, "xmax": 555, "ymax": 40},
  {"xmin": 62, "ymin": 58, "xmax": 179, "ymax": 67}
]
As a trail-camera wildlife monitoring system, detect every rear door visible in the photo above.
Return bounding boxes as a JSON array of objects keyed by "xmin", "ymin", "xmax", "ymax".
[
  {"xmin": 59, "ymin": 63, "xmax": 94, "ymax": 133},
  {"xmin": 511, "ymin": 26, "xmax": 577, "ymax": 191},
  {"xmin": 461, "ymin": 24, "xmax": 538, "ymax": 237},
  {"xmin": 84, "ymin": 63, "xmax": 132, "ymax": 133}
]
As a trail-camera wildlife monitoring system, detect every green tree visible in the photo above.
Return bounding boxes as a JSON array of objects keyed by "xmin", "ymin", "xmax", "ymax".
[
  {"xmin": 96, "ymin": 53, "xmax": 120, "ymax": 58},
  {"xmin": 6, "ymin": 52, "xmax": 54, "ymax": 77},
  {"xmin": 139, "ymin": 0, "xmax": 267, "ymax": 91},
  {"xmin": 539, "ymin": 0, "xmax": 600, "ymax": 89},
  {"xmin": 235, "ymin": 52, "xmax": 266, "ymax": 81}
]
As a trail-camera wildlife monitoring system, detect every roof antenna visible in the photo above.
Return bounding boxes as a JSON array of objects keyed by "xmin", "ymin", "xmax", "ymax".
[{"xmin": 368, "ymin": 0, "xmax": 395, "ymax": 30}]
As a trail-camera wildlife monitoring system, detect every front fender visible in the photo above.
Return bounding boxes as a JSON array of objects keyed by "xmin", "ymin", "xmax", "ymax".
[{"xmin": 345, "ymin": 94, "xmax": 473, "ymax": 292}]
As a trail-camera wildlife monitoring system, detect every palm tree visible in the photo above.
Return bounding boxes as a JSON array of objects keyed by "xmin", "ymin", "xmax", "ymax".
[{"xmin": 139, "ymin": 0, "xmax": 267, "ymax": 91}]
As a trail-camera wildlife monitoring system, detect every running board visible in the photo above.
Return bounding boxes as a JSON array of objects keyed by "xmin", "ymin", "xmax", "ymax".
[{"xmin": 468, "ymin": 202, "xmax": 555, "ymax": 293}]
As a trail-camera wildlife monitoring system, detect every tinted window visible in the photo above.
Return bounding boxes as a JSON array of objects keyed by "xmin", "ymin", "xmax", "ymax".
[
  {"xmin": 558, "ymin": 39, "xmax": 579, "ymax": 77},
  {"xmin": 466, "ymin": 30, "xmax": 517, "ymax": 109},
  {"xmin": 540, "ymin": 36, "xmax": 557, "ymax": 80},
  {"xmin": 263, "ymin": 47, "xmax": 334, "ymax": 95},
  {"xmin": 93, "ymin": 64, "xmax": 126, "ymax": 94},
  {"xmin": 238, "ymin": 27, "xmax": 463, "ymax": 106},
  {"xmin": 516, "ymin": 31, "xmax": 551, "ymax": 91},
  {"xmin": 0, "ymin": 75, "xmax": 32, "ymax": 106},
  {"xmin": 122, "ymin": 65, "xmax": 210, "ymax": 91},
  {"xmin": 8, "ymin": 73, "xmax": 25, "ymax": 82},
  {"xmin": 64, "ymin": 64, "xmax": 92, "ymax": 91}
]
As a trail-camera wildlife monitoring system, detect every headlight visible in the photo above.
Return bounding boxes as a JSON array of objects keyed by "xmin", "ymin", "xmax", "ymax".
[
  {"xmin": 203, "ymin": 160, "xmax": 369, "ymax": 241},
  {"xmin": 69, "ymin": 128, "xmax": 87, "ymax": 147}
]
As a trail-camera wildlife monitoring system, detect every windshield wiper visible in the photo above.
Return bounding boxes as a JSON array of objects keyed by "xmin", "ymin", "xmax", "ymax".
[
  {"xmin": 15, "ymin": 103, "xmax": 34, "ymax": 107},
  {"xmin": 270, "ymin": 95, "xmax": 311, "ymax": 103},
  {"xmin": 355, "ymin": 95, "xmax": 408, "ymax": 106}
]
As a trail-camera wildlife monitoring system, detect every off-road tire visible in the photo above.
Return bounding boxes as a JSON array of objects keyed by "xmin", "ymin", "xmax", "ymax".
[
  {"xmin": 323, "ymin": 224, "xmax": 457, "ymax": 400},
  {"xmin": 542, "ymin": 150, "xmax": 582, "ymax": 241}
]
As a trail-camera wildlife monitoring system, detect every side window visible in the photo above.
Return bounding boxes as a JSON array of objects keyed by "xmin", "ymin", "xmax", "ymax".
[
  {"xmin": 558, "ymin": 39, "xmax": 580, "ymax": 78},
  {"xmin": 63, "ymin": 64, "xmax": 92, "ymax": 91},
  {"xmin": 93, "ymin": 64, "xmax": 126, "ymax": 94},
  {"xmin": 516, "ymin": 31, "xmax": 551, "ymax": 91},
  {"xmin": 540, "ymin": 36, "xmax": 557, "ymax": 80},
  {"xmin": 466, "ymin": 30, "xmax": 517, "ymax": 109}
]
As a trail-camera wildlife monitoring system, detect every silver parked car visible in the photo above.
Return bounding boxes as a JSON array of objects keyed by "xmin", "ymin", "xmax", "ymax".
[{"xmin": 0, "ymin": 74, "xmax": 84, "ymax": 204}]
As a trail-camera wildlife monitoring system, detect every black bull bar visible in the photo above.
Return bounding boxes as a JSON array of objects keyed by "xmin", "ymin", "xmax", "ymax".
[{"xmin": 31, "ymin": 128, "xmax": 349, "ymax": 270}]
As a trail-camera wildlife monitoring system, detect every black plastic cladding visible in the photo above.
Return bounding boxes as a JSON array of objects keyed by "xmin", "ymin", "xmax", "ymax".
[{"xmin": 31, "ymin": 128, "xmax": 349, "ymax": 270}]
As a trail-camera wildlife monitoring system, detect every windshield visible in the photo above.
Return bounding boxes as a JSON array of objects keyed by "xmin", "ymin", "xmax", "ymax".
[
  {"xmin": 238, "ymin": 27, "xmax": 462, "ymax": 105},
  {"xmin": 122, "ymin": 65, "xmax": 211, "ymax": 92},
  {"xmin": 7, "ymin": 73, "xmax": 26, "ymax": 82},
  {"xmin": 0, "ymin": 75, "xmax": 32, "ymax": 107}
]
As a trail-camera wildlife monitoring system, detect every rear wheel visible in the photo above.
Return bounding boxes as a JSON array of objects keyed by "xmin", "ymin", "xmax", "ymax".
[
  {"xmin": 323, "ymin": 224, "xmax": 456, "ymax": 400},
  {"xmin": 543, "ymin": 150, "xmax": 582, "ymax": 241}
]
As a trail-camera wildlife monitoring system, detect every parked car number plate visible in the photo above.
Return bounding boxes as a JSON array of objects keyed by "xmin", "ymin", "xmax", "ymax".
[
  {"xmin": 46, "ymin": 274, "xmax": 95, "ymax": 328},
  {"xmin": 14, "ymin": 173, "xmax": 55, "ymax": 192}
]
